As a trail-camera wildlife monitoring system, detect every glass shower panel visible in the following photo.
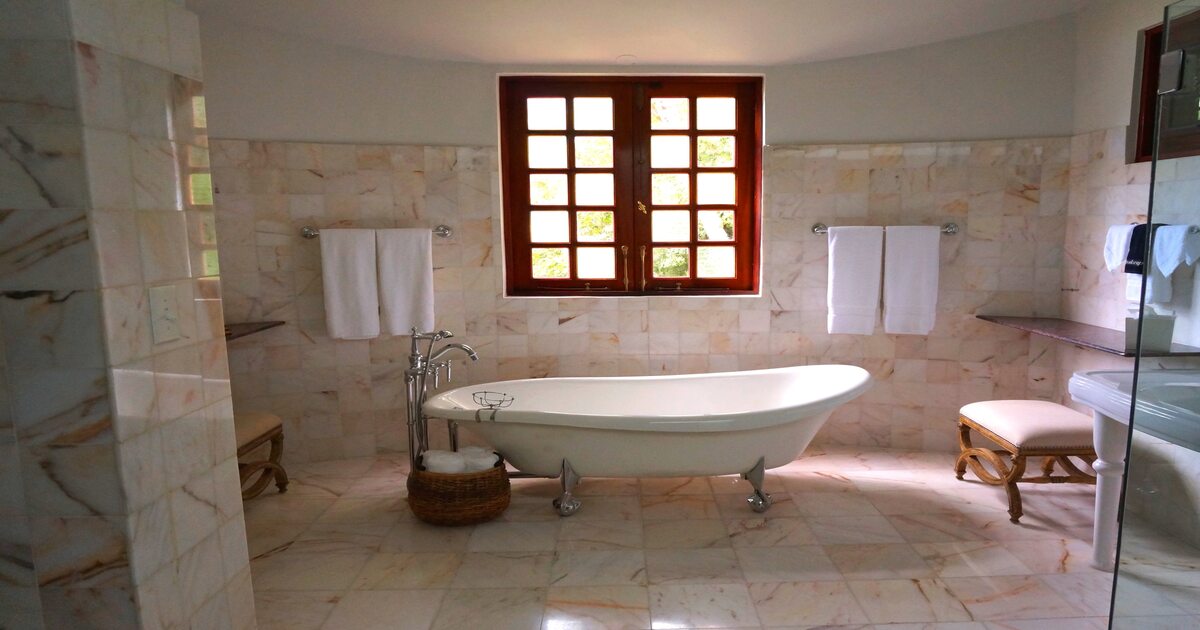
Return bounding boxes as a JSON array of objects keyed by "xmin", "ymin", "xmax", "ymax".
[{"xmin": 1112, "ymin": 1, "xmax": 1200, "ymax": 627}]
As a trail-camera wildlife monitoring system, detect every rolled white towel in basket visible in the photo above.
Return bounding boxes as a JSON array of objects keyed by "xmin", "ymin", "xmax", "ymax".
[
  {"xmin": 420, "ymin": 448, "xmax": 500, "ymax": 473},
  {"xmin": 421, "ymin": 450, "xmax": 467, "ymax": 474},
  {"xmin": 459, "ymin": 447, "xmax": 500, "ymax": 471}
]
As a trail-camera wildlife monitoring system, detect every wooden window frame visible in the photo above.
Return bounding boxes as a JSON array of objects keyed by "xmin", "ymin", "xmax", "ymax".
[
  {"xmin": 1135, "ymin": 13, "xmax": 1200, "ymax": 163},
  {"xmin": 1134, "ymin": 24, "xmax": 1165, "ymax": 163},
  {"xmin": 499, "ymin": 76, "xmax": 763, "ymax": 297}
]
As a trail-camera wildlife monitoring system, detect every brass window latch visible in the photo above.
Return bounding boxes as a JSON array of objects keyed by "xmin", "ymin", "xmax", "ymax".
[
  {"xmin": 639, "ymin": 245, "xmax": 647, "ymax": 291},
  {"xmin": 621, "ymin": 246, "xmax": 629, "ymax": 291}
]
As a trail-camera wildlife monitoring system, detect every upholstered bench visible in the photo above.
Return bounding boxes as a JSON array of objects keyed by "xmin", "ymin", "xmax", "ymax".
[
  {"xmin": 956, "ymin": 400, "xmax": 1096, "ymax": 523},
  {"xmin": 235, "ymin": 412, "xmax": 289, "ymax": 500}
]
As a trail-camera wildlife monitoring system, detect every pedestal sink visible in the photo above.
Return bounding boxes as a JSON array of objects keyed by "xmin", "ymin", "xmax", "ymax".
[{"xmin": 1068, "ymin": 369, "xmax": 1200, "ymax": 571}]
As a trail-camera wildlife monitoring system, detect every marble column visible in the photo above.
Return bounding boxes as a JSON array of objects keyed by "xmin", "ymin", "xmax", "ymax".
[{"xmin": 0, "ymin": 0, "xmax": 254, "ymax": 627}]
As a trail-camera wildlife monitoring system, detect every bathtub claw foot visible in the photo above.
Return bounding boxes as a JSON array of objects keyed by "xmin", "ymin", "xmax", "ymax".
[
  {"xmin": 747, "ymin": 491, "xmax": 773, "ymax": 513},
  {"xmin": 742, "ymin": 456, "xmax": 773, "ymax": 514},
  {"xmin": 553, "ymin": 459, "xmax": 582, "ymax": 517},
  {"xmin": 553, "ymin": 496, "xmax": 582, "ymax": 517}
]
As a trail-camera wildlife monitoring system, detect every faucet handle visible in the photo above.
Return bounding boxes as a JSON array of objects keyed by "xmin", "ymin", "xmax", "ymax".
[{"xmin": 445, "ymin": 360, "xmax": 453, "ymax": 382}]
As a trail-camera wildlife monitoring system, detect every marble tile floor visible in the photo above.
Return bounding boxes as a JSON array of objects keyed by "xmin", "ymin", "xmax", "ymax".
[
  {"xmin": 1108, "ymin": 519, "xmax": 1200, "ymax": 629},
  {"xmin": 245, "ymin": 447, "xmax": 1116, "ymax": 629}
]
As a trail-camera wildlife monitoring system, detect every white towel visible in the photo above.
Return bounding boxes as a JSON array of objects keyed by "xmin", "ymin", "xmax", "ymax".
[
  {"xmin": 1153, "ymin": 225, "xmax": 1200, "ymax": 277},
  {"xmin": 421, "ymin": 450, "xmax": 467, "ymax": 474},
  {"xmin": 1104, "ymin": 225, "xmax": 1136, "ymax": 272},
  {"xmin": 377, "ymin": 228, "xmax": 435, "ymax": 336},
  {"xmin": 883, "ymin": 226, "xmax": 941, "ymax": 335},
  {"xmin": 826, "ymin": 226, "xmax": 883, "ymax": 335},
  {"xmin": 320, "ymin": 229, "xmax": 380, "ymax": 340},
  {"xmin": 1125, "ymin": 267, "xmax": 1173, "ymax": 304},
  {"xmin": 461, "ymin": 450, "xmax": 499, "ymax": 472}
]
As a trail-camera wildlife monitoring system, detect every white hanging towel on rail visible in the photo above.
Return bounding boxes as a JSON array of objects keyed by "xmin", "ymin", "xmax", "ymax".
[
  {"xmin": 320, "ymin": 229, "xmax": 381, "ymax": 340},
  {"xmin": 826, "ymin": 226, "xmax": 883, "ymax": 335},
  {"xmin": 377, "ymin": 228, "xmax": 435, "ymax": 335},
  {"xmin": 1153, "ymin": 224, "xmax": 1200, "ymax": 277},
  {"xmin": 883, "ymin": 226, "xmax": 940, "ymax": 335}
]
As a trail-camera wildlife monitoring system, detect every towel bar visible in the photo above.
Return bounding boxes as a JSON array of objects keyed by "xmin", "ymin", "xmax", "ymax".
[
  {"xmin": 812, "ymin": 222, "xmax": 959, "ymax": 235},
  {"xmin": 300, "ymin": 225, "xmax": 453, "ymax": 239}
]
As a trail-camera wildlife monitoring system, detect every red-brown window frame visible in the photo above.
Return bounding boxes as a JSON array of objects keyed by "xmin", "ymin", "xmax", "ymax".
[
  {"xmin": 1134, "ymin": 24, "xmax": 1165, "ymax": 163},
  {"xmin": 1135, "ymin": 14, "xmax": 1200, "ymax": 163},
  {"xmin": 499, "ymin": 76, "xmax": 763, "ymax": 296}
]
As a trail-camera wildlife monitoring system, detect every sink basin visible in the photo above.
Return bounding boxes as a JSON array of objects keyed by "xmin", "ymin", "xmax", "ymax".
[
  {"xmin": 1070, "ymin": 369, "xmax": 1200, "ymax": 571},
  {"xmin": 1069, "ymin": 369, "xmax": 1200, "ymax": 452}
]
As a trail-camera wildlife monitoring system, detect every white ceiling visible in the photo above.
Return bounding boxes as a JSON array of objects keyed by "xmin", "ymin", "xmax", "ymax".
[{"xmin": 187, "ymin": 0, "xmax": 1092, "ymax": 67}]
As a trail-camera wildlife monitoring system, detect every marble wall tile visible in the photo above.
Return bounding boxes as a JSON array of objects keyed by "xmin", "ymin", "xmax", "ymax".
[
  {"xmin": 214, "ymin": 137, "xmax": 1070, "ymax": 461},
  {"xmin": 124, "ymin": 495, "xmax": 173, "ymax": 584},
  {"xmin": 0, "ymin": 40, "xmax": 78, "ymax": 125},
  {"xmin": 39, "ymin": 586, "xmax": 139, "ymax": 629},
  {"xmin": 0, "ymin": 290, "xmax": 107, "ymax": 369},
  {"xmin": 0, "ymin": 209, "xmax": 96, "ymax": 291},
  {"xmin": 134, "ymin": 560, "xmax": 186, "ymax": 629},
  {"xmin": 74, "ymin": 43, "xmax": 127, "ymax": 131},
  {"xmin": 19, "ymin": 443, "xmax": 125, "ymax": 517},
  {"xmin": 29, "ymin": 515, "xmax": 130, "ymax": 588},
  {"xmin": 0, "ymin": 125, "xmax": 87, "ymax": 210},
  {"xmin": 1, "ymin": 0, "xmax": 71, "ymax": 40},
  {"xmin": 9, "ymin": 367, "xmax": 111, "ymax": 447},
  {"xmin": 164, "ymin": 2, "xmax": 201, "ymax": 80},
  {"xmin": 90, "ymin": 208, "xmax": 144, "ymax": 289}
]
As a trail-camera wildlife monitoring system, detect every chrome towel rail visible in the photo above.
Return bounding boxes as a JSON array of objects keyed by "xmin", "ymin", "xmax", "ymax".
[
  {"xmin": 300, "ymin": 225, "xmax": 453, "ymax": 239},
  {"xmin": 811, "ymin": 222, "xmax": 959, "ymax": 236}
]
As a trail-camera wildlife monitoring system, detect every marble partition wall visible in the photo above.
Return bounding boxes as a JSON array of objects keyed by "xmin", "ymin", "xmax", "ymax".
[
  {"xmin": 212, "ymin": 137, "xmax": 1069, "ymax": 463},
  {"xmin": 0, "ymin": 0, "xmax": 253, "ymax": 627}
]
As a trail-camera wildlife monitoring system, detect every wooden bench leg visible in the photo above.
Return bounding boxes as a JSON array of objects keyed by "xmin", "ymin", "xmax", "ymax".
[
  {"xmin": 955, "ymin": 422, "xmax": 1012, "ymax": 486},
  {"xmin": 955, "ymin": 422, "xmax": 972, "ymax": 480},
  {"xmin": 1005, "ymin": 455, "xmax": 1027, "ymax": 523},
  {"xmin": 240, "ymin": 429, "xmax": 289, "ymax": 500}
]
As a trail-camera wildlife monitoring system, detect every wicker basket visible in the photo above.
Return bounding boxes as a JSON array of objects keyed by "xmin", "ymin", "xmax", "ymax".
[{"xmin": 406, "ymin": 460, "xmax": 511, "ymax": 526}]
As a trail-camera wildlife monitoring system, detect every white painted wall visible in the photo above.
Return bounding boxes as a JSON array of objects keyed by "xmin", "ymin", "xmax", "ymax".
[
  {"xmin": 198, "ymin": 13, "xmax": 1077, "ymax": 146},
  {"xmin": 1072, "ymin": 0, "xmax": 1165, "ymax": 134}
]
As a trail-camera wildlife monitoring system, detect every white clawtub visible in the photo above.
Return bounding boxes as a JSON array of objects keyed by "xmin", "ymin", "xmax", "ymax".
[{"xmin": 422, "ymin": 364, "xmax": 872, "ymax": 516}]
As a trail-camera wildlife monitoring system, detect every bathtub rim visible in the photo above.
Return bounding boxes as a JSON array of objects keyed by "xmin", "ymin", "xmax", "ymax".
[{"xmin": 422, "ymin": 364, "xmax": 871, "ymax": 433}]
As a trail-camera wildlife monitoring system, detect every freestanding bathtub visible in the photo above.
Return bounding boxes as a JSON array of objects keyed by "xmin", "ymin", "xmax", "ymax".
[{"xmin": 423, "ymin": 364, "xmax": 871, "ymax": 515}]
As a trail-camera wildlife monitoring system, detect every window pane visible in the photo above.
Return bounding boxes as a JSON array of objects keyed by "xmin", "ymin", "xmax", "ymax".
[
  {"xmin": 652, "ymin": 247, "xmax": 690, "ymax": 278},
  {"xmin": 577, "ymin": 247, "xmax": 616, "ymax": 279},
  {"xmin": 651, "ymin": 173, "xmax": 689, "ymax": 205},
  {"xmin": 528, "ymin": 136, "xmax": 567, "ymax": 168},
  {"xmin": 698, "ymin": 246, "xmax": 736, "ymax": 277},
  {"xmin": 575, "ymin": 173, "xmax": 614, "ymax": 206},
  {"xmin": 573, "ymin": 97, "xmax": 613, "ymax": 130},
  {"xmin": 577, "ymin": 210, "xmax": 614, "ymax": 242},
  {"xmin": 697, "ymin": 210, "xmax": 735, "ymax": 241},
  {"xmin": 650, "ymin": 98, "xmax": 689, "ymax": 129},
  {"xmin": 651, "ymin": 135, "xmax": 690, "ymax": 168},
  {"xmin": 652, "ymin": 210, "xmax": 690, "ymax": 242},
  {"xmin": 530, "ymin": 211, "xmax": 569, "ymax": 242},
  {"xmin": 528, "ymin": 98, "xmax": 566, "ymax": 130},
  {"xmin": 574, "ymin": 136, "xmax": 613, "ymax": 168},
  {"xmin": 532, "ymin": 247, "xmax": 569, "ymax": 278},
  {"xmin": 697, "ymin": 172, "xmax": 735, "ymax": 205},
  {"xmin": 530, "ymin": 174, "xmax": 568, "ymax": 205},
  {"xmin": 696, "ymin": 97, "xmax": 736, "ymax": 130},
  {"xmin": 697, "ymin": 136, "xmax": 735, "ymax": 167}
]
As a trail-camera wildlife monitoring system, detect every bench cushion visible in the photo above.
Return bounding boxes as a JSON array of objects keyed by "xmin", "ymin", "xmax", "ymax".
[
  {"xmin": 234, "ymin": 412, "xmax": 283, "ymax": 449},
  {"xmin": 959, "ymin": 400, "xmax": 1093, "ymax": 450}
]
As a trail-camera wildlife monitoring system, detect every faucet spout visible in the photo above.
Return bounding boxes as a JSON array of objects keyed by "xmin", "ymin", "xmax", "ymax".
[{"xmin": 430, "ymin": 342, "xmax": 478, "ymax": 362}]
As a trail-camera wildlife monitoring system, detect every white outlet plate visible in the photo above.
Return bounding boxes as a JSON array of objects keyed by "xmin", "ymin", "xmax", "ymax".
[{"xmin": 149, "ymin": 285, "xmax": 181, "ymax": 344}]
